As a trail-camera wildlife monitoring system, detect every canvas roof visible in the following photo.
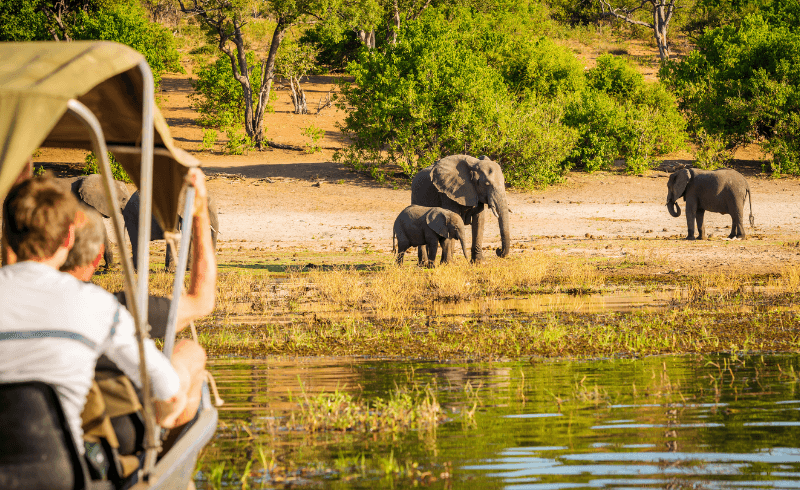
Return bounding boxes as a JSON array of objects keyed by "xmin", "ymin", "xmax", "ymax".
[{"xmin": 0, "ymin": 41, "xmax": 197, "ymax": 232}]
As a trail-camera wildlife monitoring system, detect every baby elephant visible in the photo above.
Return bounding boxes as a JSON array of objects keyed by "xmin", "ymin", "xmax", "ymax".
[
  {"xmin": 393, "ymin": 205, "xmax": 468, "ymax": 267},
  {"xmin": 666, "ymin": 168, "xmax": 754, "ymax": 240}
]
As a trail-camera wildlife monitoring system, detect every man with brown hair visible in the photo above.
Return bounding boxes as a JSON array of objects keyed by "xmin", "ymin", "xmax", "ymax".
[{"xmin": 0, "ymin": 176, "xmax": 205, "ymax": 455}]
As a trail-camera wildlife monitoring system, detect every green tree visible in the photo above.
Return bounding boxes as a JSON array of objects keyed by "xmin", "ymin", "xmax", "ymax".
[
  {"xmin": 662, "ymin": 15, "xmax": 800, "ymax": 173},
  {"xmin": 598, "ymin": 0, "xmax": 679, "ymax": 60}
]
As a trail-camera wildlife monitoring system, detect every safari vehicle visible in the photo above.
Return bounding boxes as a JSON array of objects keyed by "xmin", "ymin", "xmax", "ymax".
[{"xmin": 0, "ymin": 42, "xmax": 218, "ymax": 489}]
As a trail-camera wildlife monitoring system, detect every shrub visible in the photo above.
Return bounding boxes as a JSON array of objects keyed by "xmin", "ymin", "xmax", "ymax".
[
  {"xmin": 498, "ymin": 36, "xmax": 586, "ymax": 99},
  {"xmin": 83, "ymin": 151, "xmax": 132, "ymax": 183},
  {"xmin": 301, "ymin": 124, "xmax": 325, "ymax": 154},
  {"xmin": 0, "ymin": 0, "xmax": 182, "ymax": 86},
  {"xmin": 200, "ymin": 129, "xmax": 218, "ymax": 152},
  {"xmin": 662, "ymin": 15, "xmax": 800, "ymax": 174},
  {"xmin": 336, "ymin": 8, "xmax": 580, "ymax": 188},
  {"xmin": 224, "ymin": 129, "xmax": 253, "ymax": 155},
  {"xmin": 566, "ymin": 56, "xmax": 685, "ymax": 174}
]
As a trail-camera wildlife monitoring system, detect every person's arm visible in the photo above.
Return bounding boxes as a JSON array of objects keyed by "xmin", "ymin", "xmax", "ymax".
[
  {"xmin": 176, "ymin": 168, "xmax": 216, "ymax": 330},
  {"xmin": 102, "ymin": 298, "xmax": 208, "ymax": 428}
]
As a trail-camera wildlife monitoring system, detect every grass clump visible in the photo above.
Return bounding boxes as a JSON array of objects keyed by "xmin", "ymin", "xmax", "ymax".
[{"xmin": 292, "ymin": 384, "xmax": 444, "ymax": 433}]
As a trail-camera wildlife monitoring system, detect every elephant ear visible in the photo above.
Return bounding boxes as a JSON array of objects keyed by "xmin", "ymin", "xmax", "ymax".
[
  {"xmin": 673, "ymin": 168, "xmax": 691, "ymax": 200},
  {"xmin": 431, "ymin": 155, "xmax": 479, "ymax": 207},
  {"xmin": 426, "ymin": 210, "xmax": 449, "ymax": 238},
  {"xmin": 116, "ymin": 181, "xmax": 131, "ymax": 210},
  {"xmin": 78, "ymin": 174, "xmax": 114, "ymax": 218}
]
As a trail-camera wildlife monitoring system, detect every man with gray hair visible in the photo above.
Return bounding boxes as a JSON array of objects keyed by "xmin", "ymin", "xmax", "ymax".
[{"xmin": 60, "ymin": 206, "xmax": 106, "ymax": 276}]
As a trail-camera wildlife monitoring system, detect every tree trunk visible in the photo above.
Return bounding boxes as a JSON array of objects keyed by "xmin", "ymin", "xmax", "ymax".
[
  {"xmin": 251, "ymin": 17, "xmax": 289, "ymax": 148},
  {"xmin": 289, "ymin": 76, "xmax": 308, "ymax": 114}
]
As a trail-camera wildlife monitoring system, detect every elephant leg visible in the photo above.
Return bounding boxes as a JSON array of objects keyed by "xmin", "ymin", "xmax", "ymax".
[
  {"xmin": 127, "ymin": 223, "xmax": 139, "ymax": 272},
  {"xmin": 696, "ymin": 209, "xmax": 707, "ymax": 240},
  {"xmin": 685, "ymin": 201, "xmax": 697, "ymax": 240},
  {"xmin": 424, "ymin": 228, "xmax": 439, "ymax": 267},
  {"xmin": 395, "ymin": 236, "xmax": 410, "ymax": 265},
  {"xmin": 729, "ymin": 203, "xmax": 746, "ymax": 239},
  {"xmin": 471, "ymin": 210, "xmax": 486, "ymax": 262},
  {"xmin": 440, "ymin": 238, "xmax": 453, "ymax": 264},
  {"xmin": 417, "ymin": 245, "xmax": 428, "ymax": 266},
  {"xmin": 102, "ymin": 231, "xmax": 113, "ymax": 269}
]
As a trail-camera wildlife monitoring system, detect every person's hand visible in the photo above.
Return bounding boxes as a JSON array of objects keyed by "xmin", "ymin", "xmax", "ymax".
[{"xmin": 186, "ymin": 168, "xmax": 208, "ymax": 218}]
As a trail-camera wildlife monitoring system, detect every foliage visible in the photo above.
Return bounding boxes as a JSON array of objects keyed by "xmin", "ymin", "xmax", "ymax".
[
  {"xmin": 223, "ymin": 128, "xmax": 253, "ymax": 155},
  {"xmin": 337, "ymin": 7, "xmax": 685, "ymax": 185},
  {"xmin": 82, "ymin": 151, "xmax": 132, "ymax": 183},
  {"xmin": 200, "ymin": 128, "xmax": 218, "ymax": 152},
  {"xmin": 301, "ymin": 124, "xmax": 325, "ymax": 153},
  {"xmin": 662, "ymin": 15, "xmax": 800, "ymax": 174},
  {"xmin": 192, "ymin": 53, "xmax": 262, "ymax": 129},
  {"xmin": 567, "ymin": 55, "xmax": 685, "ymax": 174},
  {"xmin": 497, "ymin": 35, "xmax": 586, "ymax": 99},
  {"xmin": 70, "ymin": 1, "xmax": 183, "ymax": 85},
  {"xmin": 683, "ymin": 0, "xmax": 800, "ymax": 40},
  {"xmin": 0, "ymin": 0, "xmax": 182, "ymax": 86},
  {"xmin": 276, "ymin": 38, "xmax": 319, "ymax": 79},
  {"xmin": 299, "ymin": 24, "xmax": 363, "ymax": 72},
  {"xmin": 337, "ymin": 8, "xmax": 582, "ymax": 188},
  {"xmin": 693, "ymin": 128, "xmax": 733, "ymax": 170}
]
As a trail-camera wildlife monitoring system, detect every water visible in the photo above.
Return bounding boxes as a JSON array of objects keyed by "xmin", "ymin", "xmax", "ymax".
[{"xmin": 196, "ymin": 354, "xmax": 800, "ymax": 489}]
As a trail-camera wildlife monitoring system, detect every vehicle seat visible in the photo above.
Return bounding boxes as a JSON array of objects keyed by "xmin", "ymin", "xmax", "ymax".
[{"xmin": 0, "ymin": 381, "xmax": 89, "ymax": 490}]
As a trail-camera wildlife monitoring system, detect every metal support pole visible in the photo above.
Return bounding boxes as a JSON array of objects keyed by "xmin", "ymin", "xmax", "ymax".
[{"xmin": 162, "ymin": 186, "xmax": 195, "ymax": 359}]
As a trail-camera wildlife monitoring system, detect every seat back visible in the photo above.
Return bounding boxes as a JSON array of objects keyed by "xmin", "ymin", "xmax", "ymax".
[{"xmin": 0, "ymin": 381, "xmax": 87, "ymax": 490}]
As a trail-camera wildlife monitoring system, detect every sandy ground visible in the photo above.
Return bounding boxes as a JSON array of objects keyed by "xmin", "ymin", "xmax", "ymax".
[{"xmin": 33, "ymin": 64, "xmax": 800, "ymax": 276}]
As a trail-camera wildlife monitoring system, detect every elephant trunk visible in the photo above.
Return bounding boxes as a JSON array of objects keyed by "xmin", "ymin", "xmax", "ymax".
[
  {"xmin": 459, "ymin": 234, "xmax": 469, "ymax": 261},
  {"xmin": 494, "ymin": 197, "xmax": 511, "ymax": 258},
  {"xmin": 667, "ymin": 201, "xmax": 681, "ymax": 218}
]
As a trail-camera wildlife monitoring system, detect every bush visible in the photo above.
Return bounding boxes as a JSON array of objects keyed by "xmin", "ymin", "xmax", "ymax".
[
  {"xmin": 662, "ymin": 15, "xmax": 800, "ymax": 174},
  {"xmin": 566, "ymin": 56, "xmax": 685, "ymax": 174},
  {"xmin": 83, "ymin": 151, "xmax": 132, "ymax": 183},
  {"xmin": 337, "ymin": 8, "xmax": 581, "ymax": 188},
  {"xmin": 200, "ymin": 129, "xmax": 218, "ymax": 152},
  {"xmin": 0, "ymin": 0, "xmax": 183, "ymax": 86},
  {"xmin": 192, "ymin": 52, "xmax": 263, "ymax": 130},
  {"xmin": 336, "ymin": 6, "xmax": 685, "ymax": 185},
  {"xmin": 302, "ymin": 124, "xmax": 325, "ymax": 154},
  {"xmin": 71, "ymin": 0, "xmax": 183, "ymax": 86},
  {"xmin": 223, "ymin": 129, "xmax": 253, "ymax": 155},
  {"xmin": 337, "ymin": 9, "xmax": 511, "ymax": 178}
]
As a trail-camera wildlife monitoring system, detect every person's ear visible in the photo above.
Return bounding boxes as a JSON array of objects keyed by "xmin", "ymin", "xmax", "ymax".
[{"xmin": 90, "ymin": 245, "xmax": 104, "ymax": 270}]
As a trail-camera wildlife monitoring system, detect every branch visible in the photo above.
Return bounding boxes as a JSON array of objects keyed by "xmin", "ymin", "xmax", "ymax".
[{"xmin": 598, "ymin": 0, "xmax": 654, "ymax": 28}]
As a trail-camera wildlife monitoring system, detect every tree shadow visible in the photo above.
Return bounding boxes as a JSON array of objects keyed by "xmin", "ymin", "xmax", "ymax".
[{"xmin": 203, "ymin": 160, "xmax": 411, "ymax": 190}]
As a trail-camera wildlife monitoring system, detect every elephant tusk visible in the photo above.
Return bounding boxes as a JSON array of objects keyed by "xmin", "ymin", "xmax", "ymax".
[{"xmin": 490, "ymin": 206, "xmax": 499, "ymax": 218}]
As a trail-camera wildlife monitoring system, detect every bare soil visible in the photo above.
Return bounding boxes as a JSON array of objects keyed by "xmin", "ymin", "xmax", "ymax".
[{"xmin": 33, "ymin": 61, "xmax": 800, "ymax": 277}]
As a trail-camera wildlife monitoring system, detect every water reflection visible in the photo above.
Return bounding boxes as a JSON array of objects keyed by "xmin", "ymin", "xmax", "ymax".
[{"xmin": 198, "ymin": 355, "xmax": 800, "ymax": 489}]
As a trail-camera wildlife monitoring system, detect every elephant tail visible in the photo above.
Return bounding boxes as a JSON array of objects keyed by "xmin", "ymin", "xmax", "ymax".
[
  {"xmin": 392, "ymin": 229, "xmax": 397, "ymax": 254},
  {"xmin": 747, "ymin": 187, "xmax": 755, "ymax": 228}
]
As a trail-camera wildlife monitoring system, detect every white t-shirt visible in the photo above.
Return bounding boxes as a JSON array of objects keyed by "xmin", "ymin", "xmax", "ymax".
[{"xmin": 0, "ymin": 261, "xmax": 181, "ymax": 453}]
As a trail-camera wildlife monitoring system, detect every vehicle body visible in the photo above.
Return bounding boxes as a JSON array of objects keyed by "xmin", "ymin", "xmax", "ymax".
[{"xmin": 0, "ymin": 41, "xmax": 217, "ymax": 489}]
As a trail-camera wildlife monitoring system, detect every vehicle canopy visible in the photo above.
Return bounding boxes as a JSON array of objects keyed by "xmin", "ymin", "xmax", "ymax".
[{"xmin": 0, "ymin": 40, "xmax": 197, "ymax": 231}]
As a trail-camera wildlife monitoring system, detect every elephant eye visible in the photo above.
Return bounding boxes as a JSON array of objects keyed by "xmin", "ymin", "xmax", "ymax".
[{"xmin": 485, "ymin": 181, "xmax": 491, "ymax": 185}]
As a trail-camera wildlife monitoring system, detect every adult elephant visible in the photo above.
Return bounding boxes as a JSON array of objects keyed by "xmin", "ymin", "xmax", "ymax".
[
  {"xmin": 123, "ymin": 189, "xmax": 219, "ymax": 271},
  {"xmin": 666, "ymin": 167, "xmax": 754, "ymax": 240},
  {"xmin": 411, "ymin": 154, "xmax": 510, "ymax": 262},
  {"xmin": 56, "ymin": 174, "xmax": 131, "ymax": 269}
]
